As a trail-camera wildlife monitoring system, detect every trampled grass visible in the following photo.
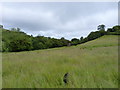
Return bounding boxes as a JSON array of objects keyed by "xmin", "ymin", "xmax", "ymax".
[{"xmin": 2, "ymin": 35, "xmax": 119, "ymax": 88}]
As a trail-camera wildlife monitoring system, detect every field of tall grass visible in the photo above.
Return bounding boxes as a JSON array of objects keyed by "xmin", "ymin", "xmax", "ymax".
[{"xmin": 2, "ymin": 35, "xmax": 119, "ymax": 88}]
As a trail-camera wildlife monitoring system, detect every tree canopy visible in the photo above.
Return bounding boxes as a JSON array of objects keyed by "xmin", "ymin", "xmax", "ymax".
[
  {"xmin": 1, "ymin": 25, "xmax": 120, "ymax": 52},
  {"xmin": 97, "ymin": 24, "xmax": 105, "ymax": 31}
]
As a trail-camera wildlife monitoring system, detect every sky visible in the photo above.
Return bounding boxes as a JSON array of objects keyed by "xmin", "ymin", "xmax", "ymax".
[{"xmin": 0, "ymin": 2, "xmax": 118, "ymax": 40}]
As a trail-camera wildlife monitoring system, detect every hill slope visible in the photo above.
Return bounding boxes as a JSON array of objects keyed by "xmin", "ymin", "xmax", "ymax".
[
  {"xmin": 1, "ymin": 25, "xmax": 120, "ymax": 52},
  {"xmin": 2, "ymin": 35, "xmax": 118, "ymax": 88}
]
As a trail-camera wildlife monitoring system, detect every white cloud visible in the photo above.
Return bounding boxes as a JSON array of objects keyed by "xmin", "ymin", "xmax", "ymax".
[
  {"xmin": 3, "ymin": 6, "xmax": 60, "ymax": 30},
  {"xmin": 2, "ymin": 2, "xmax": 118, "ymax": 40}
]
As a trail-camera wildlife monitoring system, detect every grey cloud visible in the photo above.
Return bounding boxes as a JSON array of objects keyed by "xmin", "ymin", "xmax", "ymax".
[{"xmin": 1, "ymin": 2, "xmax": 118, "ymax": 40}]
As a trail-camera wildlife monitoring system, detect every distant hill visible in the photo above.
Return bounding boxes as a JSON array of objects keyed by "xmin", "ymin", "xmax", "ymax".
[{"xmin": 1, "ymin": 25, "xmax": 120, "ymax": 52}]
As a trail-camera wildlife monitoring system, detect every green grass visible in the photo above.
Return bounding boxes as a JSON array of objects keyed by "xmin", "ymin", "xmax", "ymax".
[
  {"xmin": 0, "ymin": 28, "xmax": 2, "ymax": 89},
  {"xmin": 2, "ymin": 35, "xmax": 119, "ymax": 88}
]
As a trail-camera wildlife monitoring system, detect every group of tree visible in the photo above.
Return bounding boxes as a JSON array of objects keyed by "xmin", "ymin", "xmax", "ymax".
[
  {"xmin": 1, "ymin": 24, "xmax": 120, "ymax": 52},
  {"xmin": 71, "ymin": 24, "xmax": 120, "ymax": 45},
  {"xmin": 1, "ymin": 27, "xmax": 70, "ymax": 52}
]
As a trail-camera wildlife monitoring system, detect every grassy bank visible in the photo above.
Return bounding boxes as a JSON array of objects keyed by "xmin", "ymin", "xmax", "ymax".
[{"xmin": 2, "ymin": 35, "xmax": 118, "ymax": 88}]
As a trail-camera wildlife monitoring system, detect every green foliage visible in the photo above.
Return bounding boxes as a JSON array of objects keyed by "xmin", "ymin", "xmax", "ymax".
[
  {"xmin": 60, "ymin": 37, "xmax": 70, "ymax": 46},
  {"xmin": 2, "ymin": 28, "xmax": 70, "ymax": 52},
  {"xmin": 80, "ymin": 36, "xmax": 83, "ymax": 41},
  {"xmin": 97, "ymin": 24, "xmax": 105, "ymax": 31},
  {"xmin": 71, "ymin": 38, "xmax": 79, "ymax": 45},
  {"xmin": 11, "ymin": 27, "xmax": 21, "ymax": 32},
  {"xmin": 79, "ymin": 25, "xmax": 120, "ymax": 45},
  {"xmin": 2, "ymin": 29, "xmax": 33, "ymax": 52},
  {"xmin": 0, "ymin": 25, "xmax": 3, "ymax": 28},
  {"xmin": 107, "ymin": 25, "xmax": 120, "ymax": 35},
  {"xmin": 107, "ymin": 28, "xmax": 114, "ymax": 32},
  {"xmin": 9, "ymin": 36, "xmax": 33, "ymax": 52},
  {"xmin": 32, "ymin": 37, "xmax": 46, "ymax": 50},
  {"xmin": 87, "ymin": 30, "xmax": 107, "ymax": 41},
  {"xmin": 2, "ymin": 25, "xmax": 120, "ymax": 52}
]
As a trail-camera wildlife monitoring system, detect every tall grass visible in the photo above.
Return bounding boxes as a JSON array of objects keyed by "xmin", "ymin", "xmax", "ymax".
[
  {"xmin": 2, "ymin": 35, "xmax": 118, "ymax": 88},
  {"xmin": 0, "ymin": 52, "xmax": 1, "ymax": 89}
]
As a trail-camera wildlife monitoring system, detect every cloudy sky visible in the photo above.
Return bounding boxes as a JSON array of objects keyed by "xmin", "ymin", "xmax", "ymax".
[{"xmin": 0, "ymin": 2, "xmax": 118, "ymax": 40}]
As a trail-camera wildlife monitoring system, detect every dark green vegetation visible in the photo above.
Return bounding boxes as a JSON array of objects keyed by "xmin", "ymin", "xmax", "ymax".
[
  {"xmin": 1, "ymin": 28, "xmax": 69, "ymax": 52},
  {"xmin": 1, "ymin": 25, "xmax": 120, "ymax": 52},
  {"xmin": 2, "ymin": 35, "xmax": 118, "ymax": 88}
]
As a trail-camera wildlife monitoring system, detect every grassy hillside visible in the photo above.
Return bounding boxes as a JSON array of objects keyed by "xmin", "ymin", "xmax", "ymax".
[
  {"xmin": 2, "ymin": 35, "xmax": 118, "ymax": 88},
  {"xmin": 1, "ymin": 25, "xmax": 120, "ymax": 52},
  {"xmin": 1, "ymin": 28, "xmax": 70, "ymax": 52}
]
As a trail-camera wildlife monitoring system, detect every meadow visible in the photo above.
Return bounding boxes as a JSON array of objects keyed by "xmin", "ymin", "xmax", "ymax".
[{"xmin": 2, "ymin": 35, "xmax": 119, "ymax": 88}]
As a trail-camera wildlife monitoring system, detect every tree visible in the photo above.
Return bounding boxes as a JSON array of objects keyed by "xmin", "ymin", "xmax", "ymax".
[
  {"xmin": 11, "ymin": 28, "xmax": 16, "ymax": 31},
  {"xmin": 107, "ymin": 25, "xmax": 120, "ymax": 35},
  {"xmin": 16, "ymin": 27, "xmax": 21, "ymax": 32},
  {"xmin": 87, "ymin": 30, "xmax": 106, "ymax": 41},
  {"xmin": 32, "ymin": 37, "xmax": 46, "ymax": 50},
  {"xmin": 60, "ymin": 37, "xmax": 69, "ymax": 46},
  {"xmin": 112, "ymin": 25, "xmax": 120, "ymax": 32},
  {"xmin": 107, "ymin": 28, "xmax": 113, "ymax": 32},
  {"xmin": 11, "ymin": 27, "xmax": 21, "ymax": 32},
  {"xmin": 9, "ymin": 35, "xmax": 33, "ymax": 52},
  {"xmin": 71, "ymin": 38, "xmax": 79, "ymax": 45},
  {"xmin": 80, "ymin": 36, "xmax": 83, "ymax": 41},
  {"xmin": 97, "ymin": 24, "xmax": 105, "ymax": 31},
  {"xmin": 0, "ymin": 25, "xmax": 3, "ymax": 28}
]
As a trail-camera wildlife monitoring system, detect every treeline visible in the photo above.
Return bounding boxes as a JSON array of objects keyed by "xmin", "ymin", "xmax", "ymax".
[
  {"xmin": 1, "ymin": 24, "xmax": 120, "ymax": 52},
  {"xmin": 71, "ymin": 25, "xmax": 120, "ymax": 45},
  {"xmin": 2, "ymin": 28, "xmax": 70, "ymax": 52}
]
